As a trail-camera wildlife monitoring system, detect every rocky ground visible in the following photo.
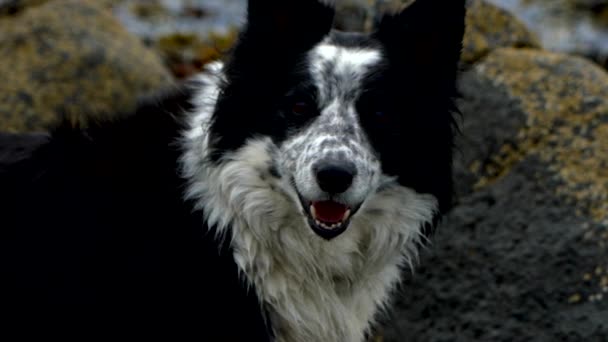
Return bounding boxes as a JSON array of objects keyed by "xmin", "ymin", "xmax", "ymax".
[{"xmin": 1, "ymin": 0, "xmax": 607, "ymax": 340}]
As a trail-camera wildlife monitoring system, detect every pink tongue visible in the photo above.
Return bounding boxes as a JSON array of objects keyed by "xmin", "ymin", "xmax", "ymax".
[{"xmin": 312, "ymin": 201, "xmax": 348, "ymax": 223}]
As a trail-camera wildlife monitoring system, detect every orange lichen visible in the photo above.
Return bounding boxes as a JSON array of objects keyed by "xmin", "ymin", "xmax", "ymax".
[
  {"xmin": 0, "ymin": 0, "xmax": 172, "ymax": 132},
  {"xmin": 462, "ymin": 0, "xmax": 541, "ymax": 64},
  {"xmin": 471, "ymin": 48, "xmax": 608, "ymax": 226}
]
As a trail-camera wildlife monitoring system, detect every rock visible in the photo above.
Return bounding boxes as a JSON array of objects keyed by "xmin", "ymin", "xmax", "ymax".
[
  {"xmin": 485, "ymin": 0, "xmax": 608, "ymax": 63},
  {"xmin": 0, "ymin": 0, "xmax": 48, "ymax": 15},
  {"xmin": 0, "ymin": 0, "xmax": 173, "ymax": 132},
  {"xmin": 464, "ymin": 48, "xmax": 608, "ymax": 223},
  {"xmin": 463, "ymin": 0, "xmax": 541, "ymax": 64},
  {"xmin": 109, "ymin": 0, "xmax": 243, "ymax": 79},
  {"xmin": 385, "ymin": 159, "xmax": 608, "ymax": 341},
  {"xmin": 384, "ymin": 47, "xmax": 608, "ymax": 341},
  {"xmin": 452, "ymin": 67, "xmax": 528, "ymax": 199}
]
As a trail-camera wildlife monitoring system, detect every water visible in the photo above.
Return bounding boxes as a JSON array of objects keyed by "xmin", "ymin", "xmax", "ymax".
[
  {"xmin": 111, "ymin": 0, "xmax": 608, "ymax": 62},
  {"xmin": 488, "ymin": 0, "xmax": 608, "ymax": 59},
  {"xmin": 113, "ymin": 0, "xmax": 246, "ymax": 40}
]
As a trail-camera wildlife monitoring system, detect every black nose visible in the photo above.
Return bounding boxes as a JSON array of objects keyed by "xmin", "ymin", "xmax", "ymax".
[{"xmin": 314, "ymin": 161, "xmax": 357, "ymax": 194}]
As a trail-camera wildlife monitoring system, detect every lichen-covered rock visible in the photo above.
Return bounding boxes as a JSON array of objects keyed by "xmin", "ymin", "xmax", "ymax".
[
  {"xmin": 0, "ymin": 0, "xmax": 48, "ymax": 15},
  {"xmin": 0, "ymin": 0, "xmax": 173, "ymax": 132},
  {"xmin": 384, "ymin": 47, "xmax": 608, "ymax": 341},
  {"xmin": 469, "ymin": 48, "xmax": 608, "ymax": 224},
  {"xmin": 463, "ymin": 0, "xmax": 541, "ymax": 64}
]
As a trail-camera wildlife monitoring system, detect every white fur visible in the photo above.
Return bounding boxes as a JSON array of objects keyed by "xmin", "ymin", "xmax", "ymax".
[
  {"xmin": 310, "ymin": 43, "xmax": 382, "ymax": 104},
  {"xmin": 182, "ymin": 58, "xmax": 438, "ymax": 341}
]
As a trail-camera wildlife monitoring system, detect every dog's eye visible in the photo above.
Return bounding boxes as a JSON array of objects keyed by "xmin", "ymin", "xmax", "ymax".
[{"xmin": 292, "ymin": 101, "xmax": 315, "ymax": 116}]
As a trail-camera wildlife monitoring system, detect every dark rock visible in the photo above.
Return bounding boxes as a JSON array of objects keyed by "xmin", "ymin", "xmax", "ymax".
[
  {"xmin": 0, "ymin": 0, "xmax": 172, "ymax": 132},
  {"xmin": 384, "ymin": 157, "xmax": 608, "ymax": 341},
  {"xmin": 461, "ymin": 48, "xmax": 608, "ymax": 222},
  {"xmin": 453, "ymin": 70, "xmax": 527, "ymax": 199},
  {"xmin": 383, "ymin": 47, "xmax": 608, "ymax": 340}
]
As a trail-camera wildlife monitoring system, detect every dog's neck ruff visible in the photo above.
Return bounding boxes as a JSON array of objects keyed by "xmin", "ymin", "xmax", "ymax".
[{"xmin": 181, "ymin": 61, "xmax": 438, "ymax": 342}]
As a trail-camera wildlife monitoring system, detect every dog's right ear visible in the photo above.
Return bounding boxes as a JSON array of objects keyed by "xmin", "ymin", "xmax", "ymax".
[
  {"xmin": 207, "ymin": 1, "xmax": 335, "ymax": 162},
  {"xmin": 373, "ymin": 0, "xmax": 465, "ymax": 87},
  {"xmin": 242, "ymin": 0, "xmax": 335, "ymax": 55}
]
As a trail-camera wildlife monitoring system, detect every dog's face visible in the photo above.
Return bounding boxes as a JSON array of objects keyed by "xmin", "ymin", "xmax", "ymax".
[
  {"xmin": 278, "ymin": 38, "xmax": 389, "ymax": 239},
  {"xmin": 203, "ymin": 0, "xmax": 464, "ymax": 241}
]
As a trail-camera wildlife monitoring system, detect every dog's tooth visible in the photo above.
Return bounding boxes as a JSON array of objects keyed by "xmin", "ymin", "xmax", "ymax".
[
  {"xmin": 343, "ymin": 209, "xmax": 351, "ymax": 221},
  {"xmin": 310, "ymin": 205, "xmax": 317, "ymax": 219}
]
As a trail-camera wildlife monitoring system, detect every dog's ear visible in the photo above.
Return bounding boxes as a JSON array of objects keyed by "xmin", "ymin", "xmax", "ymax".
[
  {"xmin": 207, "ymin": 1, "xmax": 335, "ymax": 162},
  {"xmin": 244, "ymin": 0, "xmax": 335, "ymax": 54},
  {"xmin": 373, "ymin": 0, "xmax": 465, "ymax": 84},
  {"xmin": 222, "ymin": 0, "xmax": 335, "ymax": 85}
]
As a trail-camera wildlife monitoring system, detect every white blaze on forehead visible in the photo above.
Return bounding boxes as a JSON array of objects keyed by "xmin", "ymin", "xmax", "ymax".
[
  {"xmin": 313, "ymin": 44, "xmax": 382, "ymax": 70},
  {"xmin": 309, "ymin": 43, "xmax": 382, "ymax": 102}
]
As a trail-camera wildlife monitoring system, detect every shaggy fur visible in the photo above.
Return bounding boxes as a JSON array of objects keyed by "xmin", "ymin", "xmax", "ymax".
[{"xmin": 0, "ymin": 0, "xmax": 465, "ymax": 341}]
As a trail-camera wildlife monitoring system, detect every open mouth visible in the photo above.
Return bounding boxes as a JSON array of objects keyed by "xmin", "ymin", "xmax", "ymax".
[{"xmin": 300, "ymin": 198, "xmax": 359, "ymax": 240}]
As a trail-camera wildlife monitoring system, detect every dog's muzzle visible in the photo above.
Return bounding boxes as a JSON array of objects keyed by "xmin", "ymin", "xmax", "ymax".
[{"xmin": 297, "ymin": 159, "xmax": 362, "ymax": 240}]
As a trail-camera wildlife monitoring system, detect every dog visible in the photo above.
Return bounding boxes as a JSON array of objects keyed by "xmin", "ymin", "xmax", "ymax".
[{"xmin": 0, "ymin": 0, "xmax": 465, "ymax": 341}]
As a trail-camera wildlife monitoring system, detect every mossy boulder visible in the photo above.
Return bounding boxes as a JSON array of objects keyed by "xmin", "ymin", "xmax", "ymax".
[
  {"xmin": 0, "ymin": 0, "xmax": 49, "ymax": 15},
  {"xmin": 0, "ymin": 0, "xmax": 173, "ymax": 132},
  {"xmin": 463, "ymin": 0, "xmax": 541, "ymax": 64},
  {"xmin": 464, "ymin": 48, "xmax": 608, "ymax": 223},
  {"xmin": 384, "ymin": 47, "xmax": 608, "ymax": 341}
]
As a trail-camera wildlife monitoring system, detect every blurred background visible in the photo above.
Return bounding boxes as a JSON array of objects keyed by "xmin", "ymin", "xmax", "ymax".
[{"xmin": 0, "ymin": 0, "xmax": 606, "ymax": 340}]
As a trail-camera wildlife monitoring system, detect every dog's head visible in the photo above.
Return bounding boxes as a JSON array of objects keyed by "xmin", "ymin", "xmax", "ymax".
[{"xmin": 198, "ymin": 0, "xmax": 464, "ymax": 242}]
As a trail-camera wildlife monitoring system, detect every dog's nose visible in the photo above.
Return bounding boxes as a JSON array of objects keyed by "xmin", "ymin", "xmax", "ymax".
[{"xmin": 314, "ymin": 161, "xmax": 356, "ymax": 194}]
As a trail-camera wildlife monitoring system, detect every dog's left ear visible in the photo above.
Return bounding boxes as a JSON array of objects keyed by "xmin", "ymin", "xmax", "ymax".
[{"xmin": 373, "ymin": 0, "xmax": 465, "ymax": 84}]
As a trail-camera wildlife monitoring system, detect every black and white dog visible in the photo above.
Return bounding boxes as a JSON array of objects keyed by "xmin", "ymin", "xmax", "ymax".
[{"xmin": 0, "ymin": 0, "xmax": 464, "ymax": 340}]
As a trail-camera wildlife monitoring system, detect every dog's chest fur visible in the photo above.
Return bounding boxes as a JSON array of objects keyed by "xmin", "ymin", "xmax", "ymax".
[{"xmin": 182, "ymin": 62, "xmax": 437, "ymax": 342}]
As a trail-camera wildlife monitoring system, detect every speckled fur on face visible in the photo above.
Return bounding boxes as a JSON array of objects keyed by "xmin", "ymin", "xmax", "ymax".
[
  {"xmin": 182, "ymin": 44, "xmax": 439, "ymax": 342},
  {"xmin": 182, "ymin": 0, "xmax": 464, "ymax": 340},
  {"xmin": 279, "ymin": 41, "xmax": 384, "ymax": 206}
]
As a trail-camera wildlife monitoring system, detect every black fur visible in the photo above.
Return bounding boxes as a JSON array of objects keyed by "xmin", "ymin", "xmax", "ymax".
[
  {"xmin": 208, "ymin": 0, "xmax": 335, "ymax": 161},
  {"xmin": 370, "ymin": 0, "xmax": 465, "ymax": 215},
  {"xmin": 0, "ymin": 86, "xmax": 271, "ymax": 340},
  {"xmin": 0, "ymin": 0, "xmax": 466, "ymax": 338}
]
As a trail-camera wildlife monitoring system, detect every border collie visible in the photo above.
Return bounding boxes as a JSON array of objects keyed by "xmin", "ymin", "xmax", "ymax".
[{"xmin": 0, "ymin": 0, "xmax": 464, "ymax": 340}]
